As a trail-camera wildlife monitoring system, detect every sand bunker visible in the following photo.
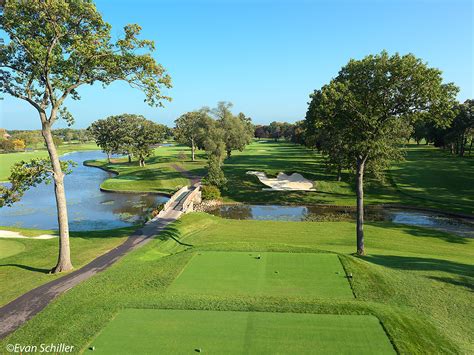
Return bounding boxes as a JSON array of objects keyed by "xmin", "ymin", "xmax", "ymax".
[
  {"xmin": 247, "ymin": 171, "xmax": 315, "ymax": 191},
  {"xmin": 0, "ymin": 230, "xmax": 57, "ymax": 239}
]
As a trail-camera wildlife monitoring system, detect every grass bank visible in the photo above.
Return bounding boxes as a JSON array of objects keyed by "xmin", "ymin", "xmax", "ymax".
[
  {"xmin": 2, "ymin": 213, "xmax": 472, "ymax": 353},
  {"xmin": 84, "ymin": 144, "xmax": 206, "ymax": 194},
  {"xmin": 0, "ymin": 142, "xmax": 99, "ymax": 181}
]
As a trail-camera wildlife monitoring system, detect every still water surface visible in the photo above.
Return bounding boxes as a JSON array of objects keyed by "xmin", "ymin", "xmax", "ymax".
[
  {"xmin": 207, "ymin": 204, "xmax": 474, "ymax": 238},
  {"xmin": 0, "ymin": 151, "xmax": 168, "ymax": 231}
]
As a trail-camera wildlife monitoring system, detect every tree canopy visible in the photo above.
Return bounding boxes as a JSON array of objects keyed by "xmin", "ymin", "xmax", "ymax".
[
  {"xmin": 0, "ymin": 0, "xmax": 171, "ymax": 273},
  {"xmin": 88, "ymin": 114, "xmax": 166, "ymax": 166},
  {"xmin": 305, "ymin": 51, "xmax": 458, "ymax": 255},
  {"xmin": 174, "ymin": 110, "xmax": 209, "ymax": 161}
]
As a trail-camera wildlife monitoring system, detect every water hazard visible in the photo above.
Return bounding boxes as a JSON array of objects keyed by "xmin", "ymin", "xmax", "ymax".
[
  {"xmin": 0, "ymin": 151, "xmax": 169, "ymax": 231},
  {"xmin": 207, "ymin": 204, "xmax": 474, "ymax": 238}
]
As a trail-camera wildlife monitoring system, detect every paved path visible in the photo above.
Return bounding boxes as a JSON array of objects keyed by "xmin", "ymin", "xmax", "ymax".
[
  {"xmin": 171, "ymin": 164, "xmax": 201, "ymax": 185},
  {"xmin": 0, "ymin": 208, "xmax": 182, "ymax": 340}
]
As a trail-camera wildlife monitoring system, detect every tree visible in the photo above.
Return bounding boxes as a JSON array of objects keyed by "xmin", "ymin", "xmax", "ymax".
[
  {"xmin": 200, "ymin": 118, "xmax": 227, "ymax": 187},
  {"xmin": 268, "ymin": 121, "xmax": 283, "ymax": 141},
  {"xmin": 207, "ymin": 102, "xmax": 253, "ymax": 158},
  {"xmin": 220, "ymin": 113, "xmax": 253, "ymax": 158},
  {"xmin": 88, "ymin": 116, "xmax": 125, "ymax": 162},
  {"xmin": 305, "ymin": 51, "xmax": 458, "ymax": 255},
  {"xmin": 174, "ymin": 111, "xmax": 208, "ymax": 161},
  {"xmin": 254, "ymin": 125, "xmax": 268, "ymax": 139},
  {"xmin": 0, "ymin": 139, "xmax": 15, "ymax": 152},
  {"xmin": 90, "ymin": 114, "xmax": 165, "ymax": 166},
  {"xmin": 0, "ymin": 0, "xmax": 171, "ymax": 273},
  {"xmin": 446, "ymin": 100, "xmax": 474, "ymax": 156},
  {"xmin": 12, "ymin": 138, "xmax": 25, "ymax": 150},
  {"xmin": 129, "ymin": 116, "xmax": 166, "ymax": 167}
]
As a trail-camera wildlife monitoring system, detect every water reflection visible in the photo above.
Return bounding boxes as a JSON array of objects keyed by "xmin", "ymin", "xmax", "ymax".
[
  {"xmin": 0, "ymin": 151, "xmax": 168, "ymax": 231},
  {"xmin": 207, "ymin": 205, "xmax": 474, "ymax": 238}
]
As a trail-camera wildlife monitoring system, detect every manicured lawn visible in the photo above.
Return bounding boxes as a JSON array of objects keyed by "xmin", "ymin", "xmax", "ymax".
[
  {"xmin": 90, "ymin": 309, "xmax": 394, "ymax": 354},
  {"xmin": 0, "ymin": 239, "xmax": 25, "ymax": 259},
  {"xmin": 390, "ymin": 145, "xmax": 474, "ymax": 215},
  {"xmin": 168, "ymin": 251, "xmax": 353, "ymax": 298},
  {"xmin": 85, "ymin": 144, "xmax": 206, "ymax": 194},
  {"xmin": 3, "ymin": 213, "xmax": 472, "ymax": 353},
  {"xmin": 221, "ymin": 140, "xmax": 474, "ymax": 214},
  {"xmin": 0, "ymin": 226, "xmax": 132, "ymax": 307},
  {"xmin": 0, "ymin": 142, "xmax": 99, "ymax": 181}
]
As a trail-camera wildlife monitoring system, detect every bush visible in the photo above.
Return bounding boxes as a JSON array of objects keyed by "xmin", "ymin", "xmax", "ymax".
[
  {"xmin": 204, "ymin": 155, "xmax": 227, "ymax": 187},
  {"xmin": 201, "ymin": 185, "xmax": 221, "ymax": 201}
]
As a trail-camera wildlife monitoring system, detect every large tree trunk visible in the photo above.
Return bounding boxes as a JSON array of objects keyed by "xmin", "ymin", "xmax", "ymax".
[
  {"xmin": 227, "ymin": 149, "xmax": 231, "ymax": 159},
  {"xmin": 191, "ymin": 139, "xmax": 196, "ymax": 161},
  {"xmin": 355, "ymin": 157, "xmax": 366, "ymax": 256},
  {"xmin": 42, "ymin": 122, "xmax": 73, "ymax": 273}
]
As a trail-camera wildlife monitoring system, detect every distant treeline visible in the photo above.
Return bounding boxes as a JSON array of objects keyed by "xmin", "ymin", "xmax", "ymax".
[
  {"xmin": 254, "ymin": 121, "xmax": 305, "ymax": 145},
  {"xmin": 1, "ymin": 128, "xmax": 94, "ymax": 151}
]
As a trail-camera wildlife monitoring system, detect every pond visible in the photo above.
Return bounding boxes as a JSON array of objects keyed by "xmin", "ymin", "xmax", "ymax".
[
  {"xmin": 206, "ymin": 204, "xmax": 474, "ymax": 238},
  {"xmin": 0, "ymin": 151, "xmax": 169, "ymax": 231}
]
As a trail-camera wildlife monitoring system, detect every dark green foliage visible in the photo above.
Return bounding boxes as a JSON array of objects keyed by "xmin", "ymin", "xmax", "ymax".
[
  {"xmin": 88, "ymin": 114, "xmax": 166, "ymax": 166},
  {"xmin": 201, "ymin": 185, "xmax": 221, "ymax": 200},
  {"xmin": 204, "ymin": 155, "xmax": 227, "ymax": 188}
]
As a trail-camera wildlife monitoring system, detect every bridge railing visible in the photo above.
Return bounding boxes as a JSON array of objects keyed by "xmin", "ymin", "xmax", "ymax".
[{"xmin": 182, "ymin": 184, "xmax": 202, "ymax": 213}]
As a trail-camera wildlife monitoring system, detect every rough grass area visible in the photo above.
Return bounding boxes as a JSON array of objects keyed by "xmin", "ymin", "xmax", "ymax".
[
  {"xmin": 0, "ymin": 226, "xmax": 133, "ymax": 307},
  {"xmin": 2, "ymin": 213, "xmax": 472, "ymax": 353},
  {"xmin": 168, "ymin": 251, "xmax": 353, "ymax": 298},
  {"xmin": 85, "ymin": 144, "xmax": 206, "ymax": 194},
  {"xmin": 90, "ymin": 309, "xmax": 395, "ymax": 354},
  {"xmin": 0, "ymin": 143, "xmax": 99, "ymax": 181}
]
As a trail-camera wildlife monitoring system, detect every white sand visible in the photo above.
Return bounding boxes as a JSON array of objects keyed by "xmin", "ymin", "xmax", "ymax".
[
  {"xmin": 0, "ymin": 230, "xmax": 57, "ymax": 239},
  {"xmin": 246, "ymin": 171, "xmax": 315, "ymax": 191}
]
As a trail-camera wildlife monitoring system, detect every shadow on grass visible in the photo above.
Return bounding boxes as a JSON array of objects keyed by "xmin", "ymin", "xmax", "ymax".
[
  {"xmin": 362, "ymin": 254, "xmax": 474, "ymax": 279},
  {"xmin": 156, "ymin": 222, "xmax": 193, "ymax": 247},
  {"xmin": 0, "ymin": 264, "xmax": 50, "ymax": 274},
  {"xmin": 370, "ymin": 222, "xmax": 472, "ymax": 244}
]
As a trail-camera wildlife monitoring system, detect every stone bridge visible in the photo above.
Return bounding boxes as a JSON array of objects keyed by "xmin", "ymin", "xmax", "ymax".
[{"xmin": 152, "ymin": 183, "xmax": 202, "ymax": 221}]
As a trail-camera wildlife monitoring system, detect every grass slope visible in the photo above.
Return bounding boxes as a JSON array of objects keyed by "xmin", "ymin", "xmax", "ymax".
[
  {"xmin": 0, "ymin": 143, "xmax": 99, "ymax": 181},
  {"xmin": 90, "ymin": 309, "xmax": 395, "ymax": 354},
  {"xmin": 2, "ymin": 213, "xmax": 472, "ymax": 353},
  {"xmin": 0, "ymin": 226, "xmax": 132, "ymax": 307},
  {"xmin": 168, "ymin": 251, "xmax": 353, "ymax": 298},
  {"xmin": 85, "ymin": 144, "xmax": 206, "ymax": 194}
]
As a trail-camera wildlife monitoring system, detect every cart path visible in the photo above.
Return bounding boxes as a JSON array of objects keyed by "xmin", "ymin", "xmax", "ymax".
[
  {"xmin": 0, "ymin": 208, "xmax": 182, "ymax": 340},
  {"xmin": 172, "ymin": 163, "xmax": 202, "ymax": 185}
]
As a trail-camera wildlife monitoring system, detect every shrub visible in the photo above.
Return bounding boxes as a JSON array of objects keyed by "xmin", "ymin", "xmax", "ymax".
[
  {"xmin": 204, "ymin": 155, "xmax": 227, "ymax": 187},
  {"xmin": 201, "ymin": 185, "xmax": 221, "ymax": 201}
]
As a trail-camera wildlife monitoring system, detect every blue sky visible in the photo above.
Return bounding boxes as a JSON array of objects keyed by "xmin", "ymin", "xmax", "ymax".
[{"xmin": 2, "ymin": 0, "xmax": 473, "ymax": 129}]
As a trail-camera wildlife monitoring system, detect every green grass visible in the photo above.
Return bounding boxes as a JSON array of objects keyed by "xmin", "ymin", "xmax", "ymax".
[
  {"xmin": 390, "ymin": 145, "xmax": 474, "ymax": 215},
  {"xmin": 90, "ymin": 309, "xmax": 395, "ymax": 354},
  {"xmin": 221, "ymin": 140, "xmax": 474, "ymax": 214},
  {"xmin": 0, "ymin": 226, "xmax": 133, "ymax": 307},
  {"xmin": 0, "ymin": 142, "xmax": 99, "ymax": 181},
  {"xmin": 85, "ymin": 144, "xmax": 207, "ymax": 194},
  {"xmin": 2, "ymin": 213, "xmax": 472, "ymax": 353},
  {"xmin": 168, "ymin": 251, "xmax": 353, "ymax": 298},
  {"xmin": 0, "ymin": 239, "xmax": 25, "ymax": 259}
]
